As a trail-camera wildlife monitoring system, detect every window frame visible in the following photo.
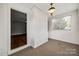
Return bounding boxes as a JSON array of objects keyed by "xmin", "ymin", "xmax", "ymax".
[{"xmin": 52, "ymin": 15, "xmax": 72, "ymax": 31}]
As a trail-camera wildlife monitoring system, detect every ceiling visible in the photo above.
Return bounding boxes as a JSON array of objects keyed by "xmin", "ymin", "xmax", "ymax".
[
  {"xmin": 22, "ymin": 3, "xmax": 78, "ymax": 16},
  {"xmin": 33, "ymin": 3, "xmax": 78, "ymax": 16}
]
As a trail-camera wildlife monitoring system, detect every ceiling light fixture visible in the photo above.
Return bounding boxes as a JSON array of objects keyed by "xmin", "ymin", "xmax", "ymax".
[{"xmin": 48, "ymin": 3, "xmax": 55, "ymax": 16}]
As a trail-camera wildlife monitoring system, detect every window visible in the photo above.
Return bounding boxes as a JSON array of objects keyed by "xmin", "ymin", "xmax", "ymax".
[{"xmin": 52, "ymin": 16, "xmax": 71, "ymax": 30}]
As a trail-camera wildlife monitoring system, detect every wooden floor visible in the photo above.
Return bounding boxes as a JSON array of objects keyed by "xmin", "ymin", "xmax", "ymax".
[
  {"xmin": 11, "ymin": 38, "xmax": 79, "ymax": 56},
  {"xmin": 11, "ymin": 34, "xmax": 27, "ymax": 49}
]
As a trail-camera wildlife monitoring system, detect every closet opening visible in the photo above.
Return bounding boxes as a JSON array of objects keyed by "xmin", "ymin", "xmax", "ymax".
[{"xmin": 11, "ymin": 9, "xmax": 27, "ymax": 50}]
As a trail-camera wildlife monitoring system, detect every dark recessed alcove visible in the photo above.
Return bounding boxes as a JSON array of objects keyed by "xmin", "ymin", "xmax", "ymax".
[{"xmin": 11, "ymin": 9, "xmax": 27, "ymax": 49}]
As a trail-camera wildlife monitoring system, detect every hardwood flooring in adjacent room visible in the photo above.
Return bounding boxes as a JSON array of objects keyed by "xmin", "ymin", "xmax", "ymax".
[
  {"xmin": 11, "ymin": 38, "xmax": 79, "ymax": 56},
  {"xmin": 11, "ymin": 34, "xmax": 27, "ymax": 49}
]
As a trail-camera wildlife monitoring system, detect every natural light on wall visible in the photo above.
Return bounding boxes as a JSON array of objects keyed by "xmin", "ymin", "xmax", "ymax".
[{"xmin": 52, "ymin": 16, "xmax": 71, "ymax": 30}]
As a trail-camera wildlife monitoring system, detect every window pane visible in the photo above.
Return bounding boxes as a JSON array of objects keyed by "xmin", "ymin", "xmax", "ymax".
[{"xmin": 52, "ymin": 16, "xmax": 71, "ymax": 30}]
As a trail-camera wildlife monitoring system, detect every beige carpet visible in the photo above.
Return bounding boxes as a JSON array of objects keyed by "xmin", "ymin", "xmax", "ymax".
[{"xmin": 11, "ymin": 39, "xmax": 79, "ymax": 56}]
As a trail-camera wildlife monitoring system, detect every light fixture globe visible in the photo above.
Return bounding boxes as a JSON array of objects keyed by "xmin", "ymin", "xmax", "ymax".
[
  {"xmin": 48, "ymin": 3, "xmax": 55, "ymax": 15},
  {"xmin": 48, "ymin": 7, "xmax": 55, "ymax": 13}
]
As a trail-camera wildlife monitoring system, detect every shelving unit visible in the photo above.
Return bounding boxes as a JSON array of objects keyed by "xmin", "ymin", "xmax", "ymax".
[{"xmin": 11, "ymin": 9, "xmax": 27, "ymax": 50}]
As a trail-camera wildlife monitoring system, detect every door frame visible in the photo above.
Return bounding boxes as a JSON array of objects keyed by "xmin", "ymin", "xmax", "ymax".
[{"xmin": 8, "ymin": 7, "xmax": 29, "ymax": 55}]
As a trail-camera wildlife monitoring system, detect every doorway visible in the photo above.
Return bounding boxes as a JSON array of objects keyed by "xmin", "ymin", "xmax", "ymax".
[{"xmin": 11, "ymin": 9, "xmax": 27, "ymax": 50}]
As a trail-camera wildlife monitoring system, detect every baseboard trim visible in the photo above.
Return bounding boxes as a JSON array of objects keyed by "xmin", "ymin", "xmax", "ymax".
[
  {"xmin": 32, "ymin": 40, "xmax": 48, "ymax": 48},
  {"xmin": 49, "ymin": 38, "xmax": 79, "ymax": 46},
  {"xmin": 8, "ymin": 44, "xmax": 30, "ymax": 55}
]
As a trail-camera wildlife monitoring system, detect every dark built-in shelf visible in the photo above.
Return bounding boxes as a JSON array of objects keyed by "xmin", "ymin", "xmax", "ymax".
[
  {"xmin": 11, "ymin": 9, "xmax": 27, "ymax": 50},
  {"xmin": 11, "ymin": 34, "xmax": 27, "ymax": 49}
]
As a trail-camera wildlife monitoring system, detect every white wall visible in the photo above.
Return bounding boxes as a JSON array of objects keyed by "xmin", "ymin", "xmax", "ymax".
[
  {"xmin": 0, "ymin": 3, "xmax": 48, "ymax": 55},
  {"xmin": 31, "ymin": 6, "xmax": 48, "ymax": 48},
  {"xmin": 77, "ymin": 4, "xmax": 79, "ymax": 41},
  {"xmin": 0, "ymin": 4, "xmax": 9, "ymax": 56},
  {"xmin": 48, "ymin": 10, "xmax": 79, "ymax": 45},
  {"xmin": 0, "ymin": 3, "xmax": 32, "ymax": 55}
]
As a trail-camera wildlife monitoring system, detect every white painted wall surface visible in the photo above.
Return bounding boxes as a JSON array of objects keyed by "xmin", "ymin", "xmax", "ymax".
[
  {"xmin": 48, "ymin": 10, "xmax": 79, "ymax": 45},
  {"xmin": 0, "ymin": 4, "xmax": 9, "ymax": 56},
  {"xmin": 77, "ymin": 4, "xmax": 79, "ymax": 42},
  {"xmin": 31, "ymin": 6, "xmax": 48, "ymax": 48},
  {"xmin": 0, "ymin": 3, "xmax": 32, "ymax": 55},
  {"xmin": 0, "ymin": 4, "xmax": 48, "ymax": 55}
]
